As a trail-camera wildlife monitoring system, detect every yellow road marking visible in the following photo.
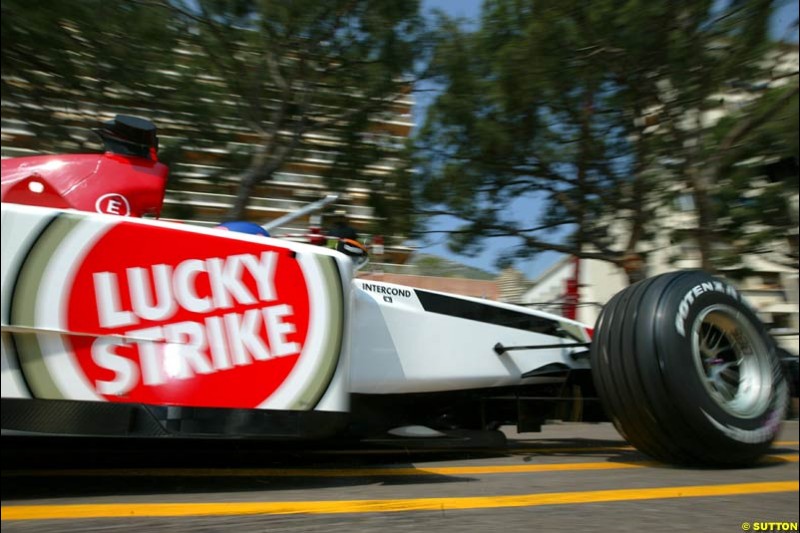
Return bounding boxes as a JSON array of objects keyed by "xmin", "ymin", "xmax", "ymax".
[
  {"xmin": 2, "ymin": 481, "xmax": 797, "ymax": 520},
  {"xmin": 0, "ymin": 461, "xmax": 650, "ymax": 478},
  {"xmin": 3, "ymin": 454, "xmax": 795, "ymax": 478},
  {"xmin": 511, "ymin": 445, "xmax": 634, "ymax": 454},
  {"xmin": 765, "ymin": 453, "xmax": 800, "ymax": 462},
  {"xmin": 511, "ymin": 441, "xmax": 798, "ymax": 454},
  {"xmin": 317, "ymin": 441, "xmax": 798, "ymax": 455}
]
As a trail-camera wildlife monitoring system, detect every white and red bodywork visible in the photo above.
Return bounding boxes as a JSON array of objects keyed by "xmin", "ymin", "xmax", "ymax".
[{"xmin": 1, "ymin": 149, "xmax": 592, "ymax": 438}]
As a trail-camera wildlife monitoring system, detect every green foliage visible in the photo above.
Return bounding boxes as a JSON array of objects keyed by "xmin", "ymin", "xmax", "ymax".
[
  {"xmin": 2, "ymin": 0, "xmax": 191, "ymax": 150},
  {"xmin": 162, "ymin": 0, "xmax": 425, "ymax": 222},
  {"xmin": 1, "ymin": 0, "xmax": 424, "ymax": 240},
  {"xmin": 415, "ymin": 0, "xmax": 796, "ymax": 276},
  {"xmin": 712, "ymin": 86, "xmax": 799, "ymax": 265}
]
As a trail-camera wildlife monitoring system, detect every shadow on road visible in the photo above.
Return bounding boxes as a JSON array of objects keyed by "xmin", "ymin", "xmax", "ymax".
[
  {"xmin": 2, "ymin": 433, "xmax": 795, "ymax": 502},
  {"xmin": 1, "ymin": 435, "xmax": 495, "ymax": 501}
]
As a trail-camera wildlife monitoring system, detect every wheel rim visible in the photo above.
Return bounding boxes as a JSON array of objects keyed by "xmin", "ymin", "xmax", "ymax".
[{"xmin": 691, "ymin": 305, "xmax": 773, "ymax": 419}]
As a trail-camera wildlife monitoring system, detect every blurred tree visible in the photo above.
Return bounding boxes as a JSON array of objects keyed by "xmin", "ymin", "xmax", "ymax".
[
  {"xmin": 1, "ymin": 0, "xmax": 424, "ymax": 239},
  {"xmin": 620, "ymin": 0, "xmax": 797, "ymax": 271},
  {"xmin": 712, "ymin": 85, "xmax": 799, "ymax": 268},
  {"xmin": 416, "ymin": 0, "xmax": 795, "ymax": 281},
  {"xmin": 1, "ymin": 0, "xmax": 198, "ymax": 152},
  {"xmin": 416, "ymin": 1, "xmax": 663, "ymax": 282},
  {"xmin": 159, "ymin": 0, "xmax": 424, "ymax": 229}
]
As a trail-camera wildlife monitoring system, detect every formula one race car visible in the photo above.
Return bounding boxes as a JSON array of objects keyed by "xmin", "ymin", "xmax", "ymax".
[{"xmin": 1, "ymin": 116, "xmax": 796, "ymax": 466}]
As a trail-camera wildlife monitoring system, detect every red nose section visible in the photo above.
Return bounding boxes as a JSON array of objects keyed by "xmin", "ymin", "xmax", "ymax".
[
  {"xmin": 1, "ymin": 153, "xmax": 169, "ymax": 217},
  {"xmin": 2, "ymin": 174, "xmax": 71, "ymax": 209}
]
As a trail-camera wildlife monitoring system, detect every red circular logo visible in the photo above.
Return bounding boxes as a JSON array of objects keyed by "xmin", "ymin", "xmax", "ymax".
[{"xmin": 66, "ymin": 223, "xmax": 310, "ymax": 408}]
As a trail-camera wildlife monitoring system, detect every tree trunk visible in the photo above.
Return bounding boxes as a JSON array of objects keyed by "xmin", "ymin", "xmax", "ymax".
[
  {"xmin": 690, "ymin": 168, "xmax": 715, "ymax": 272},
  {"xmin": 228, "ymin": 169, "xmax": 261, "ymax": 221},
  {"xmin": 622, "ymin": 252, "xmax": 647, "ymax": 285},
  {"xmin": 228, "ymin": 140, "xmax": 290, "ymax": 221},
  {"xmin": 228, "ymin": 159, "xmax": 282, "ymax": 220}
]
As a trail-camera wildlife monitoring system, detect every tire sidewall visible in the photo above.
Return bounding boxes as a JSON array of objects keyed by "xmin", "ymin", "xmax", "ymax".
[{"xmin": 654, "ymin": 272, "xmax": 787, "ymax": 450}]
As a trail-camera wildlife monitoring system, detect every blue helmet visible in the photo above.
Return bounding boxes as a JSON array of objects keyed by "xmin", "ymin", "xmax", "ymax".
[{"xmin": 216, "ymin": 220, "xmax": 270, "ymax": 237}]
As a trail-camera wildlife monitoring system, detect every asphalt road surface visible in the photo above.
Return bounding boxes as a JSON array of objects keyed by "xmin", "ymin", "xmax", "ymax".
[{"xmin": 2, "ymin": 421, "xmax": 798, "ymax": 532}]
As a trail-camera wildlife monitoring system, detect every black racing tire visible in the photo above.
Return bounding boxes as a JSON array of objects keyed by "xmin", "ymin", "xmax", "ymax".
[{"xmin": 590, "ymin": 270, "xmax": 788, "ymax": 466}]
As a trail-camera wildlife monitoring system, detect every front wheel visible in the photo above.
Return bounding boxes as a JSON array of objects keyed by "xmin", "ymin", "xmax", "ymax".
[{"xmin": 591, "ymin": 270, "xmax": 788, "ymax": 466}]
